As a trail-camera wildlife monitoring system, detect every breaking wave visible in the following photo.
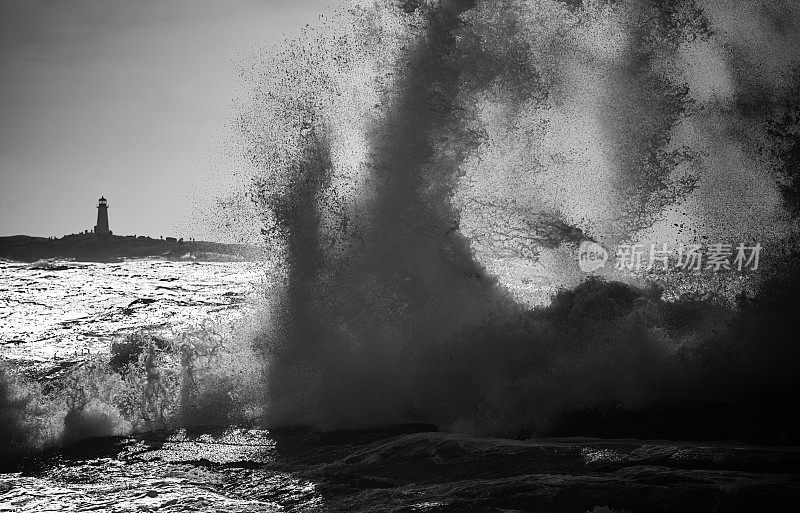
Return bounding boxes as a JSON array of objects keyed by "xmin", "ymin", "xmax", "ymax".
[
  {"xmin": 232, "ymin": 0, "xmax": 800, "ymax": 439},
  {"xmin": 4, "ymin": 0, "xmax": 800, "ymax": 462}
]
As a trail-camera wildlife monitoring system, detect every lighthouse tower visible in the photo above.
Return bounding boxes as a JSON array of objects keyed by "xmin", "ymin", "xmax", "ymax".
[{"xmin": 95, "ymin": 196, "xmax": 111, "ymax": 237}]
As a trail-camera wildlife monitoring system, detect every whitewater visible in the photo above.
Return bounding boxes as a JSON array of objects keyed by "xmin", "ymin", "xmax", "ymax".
[
  {"xmin": 6, "ymin": 260, "xmax": 794, "ymax": 513},
  {"xmin": 4, "ymin": 0, "xmax": 800, "ymax": 510}
]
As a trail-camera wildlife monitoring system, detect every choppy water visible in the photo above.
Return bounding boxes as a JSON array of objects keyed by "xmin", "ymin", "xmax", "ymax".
[
  {"xmin": 6, "ymin": 0, "xmax": 800, "ymax": 508},
  {"xmin": 0, "ymin": 260, "xmax": 798, "ymax": 512},
  {"xmin": 3, "ymin": 426, "xmax": 800, "ymax": 512},
  {"xmin": 0, "ymin": 259, "xmax": 260, "ymax": 366}
]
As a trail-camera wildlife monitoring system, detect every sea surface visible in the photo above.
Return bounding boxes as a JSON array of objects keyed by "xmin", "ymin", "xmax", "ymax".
[
  {"xmin": 1, "ymin": 260, "xmax": 799, "ymax": 512},
  {"xmin": 0, "ymin": 259, "xmax": 260, "ymax": 366}
]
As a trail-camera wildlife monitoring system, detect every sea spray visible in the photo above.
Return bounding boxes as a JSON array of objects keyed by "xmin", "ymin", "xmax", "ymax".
[
  {"xmin": 0, "ymin": 321, "xmax": 265, "ymax": 462},
  {"xmin": 232, "ymin": 0, "xmax": 800, "ymax": 439},
  {"xmin": 3, "ymin": 0, "xmax": 800, "ymax": 457},
  {"xmin": 240, "ymin": 0, "xmax": 513, "ymax": 429},
  {"xmin": 0, "ymin": 364, "xmax": 61, "ymax": 457}
]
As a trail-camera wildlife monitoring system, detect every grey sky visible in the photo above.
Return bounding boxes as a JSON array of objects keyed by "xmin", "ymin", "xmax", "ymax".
[{"xmin": 0, "ymin": 0, "xmax": 334, "ymax": 239}]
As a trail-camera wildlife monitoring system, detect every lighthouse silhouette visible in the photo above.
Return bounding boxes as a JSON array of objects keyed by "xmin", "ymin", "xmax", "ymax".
[{"xmin": 94, "ymin": 196, "xmax": 111, "ymax": 238}]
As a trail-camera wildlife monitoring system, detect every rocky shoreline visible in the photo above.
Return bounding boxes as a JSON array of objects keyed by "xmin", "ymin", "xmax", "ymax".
[{"xmin": 0, "ymin": 234, "xmax": 265, "ymax": 263}]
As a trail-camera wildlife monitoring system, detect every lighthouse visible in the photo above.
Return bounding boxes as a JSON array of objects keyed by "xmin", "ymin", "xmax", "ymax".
[{"xmin": 95, "ymin": 196, "xmax": 111, "ymax": 237}]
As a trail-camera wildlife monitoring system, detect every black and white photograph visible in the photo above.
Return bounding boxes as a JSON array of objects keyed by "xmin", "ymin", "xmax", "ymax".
[{"xmin": 2, "ymin": 0, "xmax": 800, "ymax": 511}]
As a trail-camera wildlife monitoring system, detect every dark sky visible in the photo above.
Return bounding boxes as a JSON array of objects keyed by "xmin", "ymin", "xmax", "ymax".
[{"xmin": 0, "ymin": 0, "xmax": 334, "ymax": 239}]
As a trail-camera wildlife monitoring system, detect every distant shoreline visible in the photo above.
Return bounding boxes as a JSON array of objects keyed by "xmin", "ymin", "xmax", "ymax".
[{"xmin": 0, "ymin": 234, "xmax": 265, "ymax": 263}]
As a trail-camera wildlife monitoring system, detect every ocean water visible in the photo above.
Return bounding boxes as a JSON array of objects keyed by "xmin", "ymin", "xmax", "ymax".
[
  {"xmin": 1, "ymin": 260, "xmax": 799, "ymax": 512},
  {"xmin": 5, "ymin": 0, "xmax": 800, "ymax": 510},
  {"xmin": 0, "ymin": 259, "xmax": 261, "ymax": 366},
  {"xmin": 3, "ymin": 426, "xmax": 800, "ymax": 511}
]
